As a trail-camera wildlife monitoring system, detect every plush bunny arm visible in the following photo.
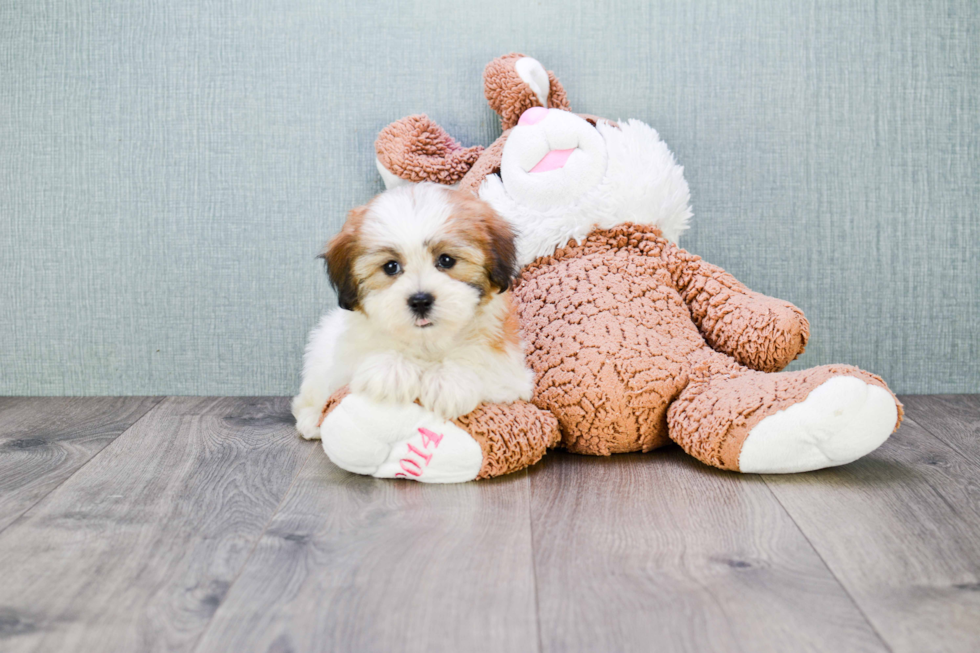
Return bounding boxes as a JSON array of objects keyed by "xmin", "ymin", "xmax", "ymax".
[{"xmin": 661, "ymin": 242, "xmax": 810, "ymax": 372}]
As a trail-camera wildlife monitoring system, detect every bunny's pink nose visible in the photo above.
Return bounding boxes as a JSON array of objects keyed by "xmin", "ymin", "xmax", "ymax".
[{"xmin": 518, "ymin": 107, "xmax": 548, "ymax": 126}]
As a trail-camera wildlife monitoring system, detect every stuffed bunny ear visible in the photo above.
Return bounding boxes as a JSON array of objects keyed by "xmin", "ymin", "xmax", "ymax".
[
  {"xmin": 374, "ymin": 115, "xmax": 484, "ymax": 189},
  {"xmin": 458, "ymin": 131, "xmax": 508, "ymax": 196},
  {"xmin": 484, "ymin": 54, "xmax": 571, "ymax": 130}
]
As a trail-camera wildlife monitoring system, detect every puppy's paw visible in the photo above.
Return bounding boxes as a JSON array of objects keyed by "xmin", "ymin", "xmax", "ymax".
[
  {"xmin": 291, "ymin": 392, "xmax": 325, "ymax": 440},
  {"xmin": 294, "ymin": 405, "xmax": 324, "ymax": 440},
  {"xmin": 350, "ymin": 352, "xmax": 423, "ymax": 405},
  {"xmin": 420, "ymin": 363, "xmax": 483, "ymax": 419}
]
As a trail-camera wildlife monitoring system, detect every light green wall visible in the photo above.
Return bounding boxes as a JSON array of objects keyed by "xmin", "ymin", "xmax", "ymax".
[{"xmin": 1, "ymin": 0, "xmax": 977, "ymax": 395}]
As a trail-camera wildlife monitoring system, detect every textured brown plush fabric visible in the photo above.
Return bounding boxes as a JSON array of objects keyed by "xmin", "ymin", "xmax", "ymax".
[
  {"xmin": 514, "ymin": 223, "xmax": 815, "ymax": 455},
  {"xmin": 458, "ymin": 131, "xmax": 509, "ymax": 195},
  {"xmin": 375, "ymin": 114, "xmax": 484, "ymax": 184},
  {"xmin": 453, "ymin": 401, "xmax": 561, "ymax": 479},
  {"xmin": 483, "ymin": 52, "xmax": 571, "ymax": 130},
  {"xmin": 668, "ymin": 364, "xmax": 903, "ymax": 470},
  {"xmin": 666, "ymin": 240, "xmax": 811, "ymax": 372}
]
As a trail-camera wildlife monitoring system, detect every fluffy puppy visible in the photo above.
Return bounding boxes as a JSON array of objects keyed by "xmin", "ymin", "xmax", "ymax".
[{"xmin": 292, "ymin": 182, "xmax": 534, "ymax": 440}]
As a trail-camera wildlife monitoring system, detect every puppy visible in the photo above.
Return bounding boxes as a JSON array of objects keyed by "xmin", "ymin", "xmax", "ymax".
[{"xmin": 292, "ymin": 182, "xmax": 534, "ymax": 440}]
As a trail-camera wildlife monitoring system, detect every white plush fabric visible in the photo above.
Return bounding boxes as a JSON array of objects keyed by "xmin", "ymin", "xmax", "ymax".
[
  {"xmin": 739, "ymin": 376, "xmax": 898, "ymax": 473},
  {"xmin": 499, "ymin": 109, "xmax": 608, "ymax": 211},
  {"xmin": 514, "ymin": 57, "xmax": 550, "ymax": 108},
  {"xmin": 481, "ymin": 116, "xmax": 692, "ymax": 267},
  {"xmin": 321, "ymin": 394, "xmax": 483, "ymax": 483}
]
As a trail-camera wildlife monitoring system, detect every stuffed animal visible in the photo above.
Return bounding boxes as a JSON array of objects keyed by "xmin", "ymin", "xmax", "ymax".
[{"xmin": 314, "ymin": 53, "xmax": 902, "ymax": 482}]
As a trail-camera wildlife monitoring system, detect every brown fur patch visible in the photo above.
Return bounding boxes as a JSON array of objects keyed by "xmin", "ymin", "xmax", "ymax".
[
  {"xmin": 431, "ymin": 241, "xmax": 492, "ymax": 299},
  {"xmin": 353, "ymin": 247, "xmax": 402, "ymax": 297},
  {"xmin": 488, "ymin": 292, "xmax": 522, "ymax": 354},
  {"xmin": 445, "ymin": 190, "xmax": 517, "ymax": 297},
  {"xmin": 321, "ymin": 203, "xmax": 370, "ymax": 311}
]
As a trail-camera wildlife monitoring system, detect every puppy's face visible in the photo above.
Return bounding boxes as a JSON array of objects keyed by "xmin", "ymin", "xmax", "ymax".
[{"xmin": 323, "ymin": 183, "xmax": 517, "ymax": 340}]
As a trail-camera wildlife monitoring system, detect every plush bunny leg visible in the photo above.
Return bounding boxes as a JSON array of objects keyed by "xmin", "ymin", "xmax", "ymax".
[
  {"xmin": 667, "ymin": 365, "xmax": 902, "ymax": 473},
  {"xmin": 317, "ymin": 387, "xmax": 559, "ymax": 482},
  {"xmin": 453, "ymin": 400, "xmax": 560, "ymax": 479}
]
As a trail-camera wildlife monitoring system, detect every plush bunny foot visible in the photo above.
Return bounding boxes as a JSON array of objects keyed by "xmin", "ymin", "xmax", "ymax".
[
  {"xmin": 317, "ymin": 386, "xmax": 561, "ymax": 482},
  {"xmin": 738, "ymin": 375, "xmax": 899, "ymax": 473},
  {"xmin": 320, "ymin": 394, "xmax": 484, "ymax": 483},
  {"xmin": 668, "ymin": 364, "xmax": 902, "ymax": 473}
]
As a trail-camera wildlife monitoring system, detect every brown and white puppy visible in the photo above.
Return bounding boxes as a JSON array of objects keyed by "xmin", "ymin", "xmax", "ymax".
[{"xmin": 291, "ymin": 182, "xmax": 534, "ymax": 440}]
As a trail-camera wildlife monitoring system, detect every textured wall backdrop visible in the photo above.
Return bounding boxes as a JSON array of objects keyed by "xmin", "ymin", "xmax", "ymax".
[{"xmin": 1, "ymin": 0, "xmax": 977, "ymax": 395}]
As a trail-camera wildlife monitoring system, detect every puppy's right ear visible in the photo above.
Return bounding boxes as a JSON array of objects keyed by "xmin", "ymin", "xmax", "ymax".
[{"xmin": 319, "ymin": 206, "xmax": 366, "ymax": 311}]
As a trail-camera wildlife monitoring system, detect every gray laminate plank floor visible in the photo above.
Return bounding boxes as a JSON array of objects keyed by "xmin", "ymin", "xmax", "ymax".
[
  {"xmin": 0, "ymin": 395, "xmax": 977, "ymax": 653},
  {"xmin": 0, "ymin": 397, "xmax": 162, "ymax": 533},
  {"xmin": 195, "ymin": 452, "xmax": 539, "ymax": 653},
  {"xmin": 900, "ymin": 395, "xmax": 980, "ymax": 466},
  {"xmin": 762, "ymin": 416, "xmax": 980, "ymax": 653},
  {"xmin": 0, "ymin": 397, "xmax": 311, "ymax": 652},
  {"xmin": 528, "ymin": 450, "xmax": 888, "ymax": 653}
]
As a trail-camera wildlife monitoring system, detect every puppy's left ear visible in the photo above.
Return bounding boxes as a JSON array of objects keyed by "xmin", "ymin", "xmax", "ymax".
[
  {"xmin": 482, "ymin": 209, "xmax": 518, "ymax": 294},
  {"xmin": 449, "ymin": 191, "xmax": 518, "ymax": 293}
]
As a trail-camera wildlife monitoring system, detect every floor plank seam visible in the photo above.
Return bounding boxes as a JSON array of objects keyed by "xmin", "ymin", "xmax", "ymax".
[
  {"xmin": 525, "ymin": 469, "xmax": 545, "ymax": 653},
  {"xmin": 759, "ymin": 477, "xmax": 895, "ymax": 653},
  {"xmin": 901, "ymin": 412, "xmax": 980, "ymax": 471},
  {"xmin": 188, "ymin": 441, "xmax": 320, "ymax": 653},
  {"xmin": 0, "ymin": 396, "xmax": 166, "ymax": 539}
]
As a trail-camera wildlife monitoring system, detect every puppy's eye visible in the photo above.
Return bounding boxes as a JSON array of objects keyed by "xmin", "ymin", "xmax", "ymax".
[
  {"xmin": 436, "ymin": 254, "xmax": 456, "ymax": 270},
  {"xmin": 382, "ymin": 260, "xmax": 401, "ymax": 276}
]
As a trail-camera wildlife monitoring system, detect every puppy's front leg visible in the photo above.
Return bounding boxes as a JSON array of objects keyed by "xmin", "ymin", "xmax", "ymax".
[
  {"xmin": 420, "ymin": 362, "xmax": 483, "ymax": 419},
  {"xmin": 292, "ymin": 386, "xmax": 329, "ymax": 440},
  {"xmin": 350, "ymin": 351, "xmax": 423, "ymax": 405}
]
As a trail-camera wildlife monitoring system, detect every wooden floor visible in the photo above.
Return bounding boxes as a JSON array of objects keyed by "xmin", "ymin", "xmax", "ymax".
[{"xmin": 0, "ymin": 396, "xmax": 978, "ymax": 652}]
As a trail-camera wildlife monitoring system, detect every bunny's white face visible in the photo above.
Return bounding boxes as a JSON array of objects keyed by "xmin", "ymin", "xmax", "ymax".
[
  {"xmin": 372, "ymin": 107, "xmax": 692, "ymax": 270},
  {"xmin": 480, "ymin": 110, "xmax": 693, "ymax": 268},
  {"xmin": 499, "ymin": 108, "xmax": 608, "ymax": 211}
]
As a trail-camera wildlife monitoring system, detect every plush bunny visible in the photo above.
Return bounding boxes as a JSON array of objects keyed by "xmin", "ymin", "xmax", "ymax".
[{"xmin": 312, "ymin": 54, "xmax": 902, "ymax": 482}]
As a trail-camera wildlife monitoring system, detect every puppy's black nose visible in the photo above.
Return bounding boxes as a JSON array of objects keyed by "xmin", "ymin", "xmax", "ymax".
[{"xmin": 407, "ymin": 292, "xmax": 435, "ymax": 317}]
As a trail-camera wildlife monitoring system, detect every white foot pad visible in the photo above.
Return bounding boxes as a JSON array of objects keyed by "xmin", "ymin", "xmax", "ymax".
[
  {"xmin": 739, "ymin": 376, "xmax": 898, "ymax": 474},
  {"xmin": 319, "ymin": 394, "xmax": 484, "ymax": 483}
]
